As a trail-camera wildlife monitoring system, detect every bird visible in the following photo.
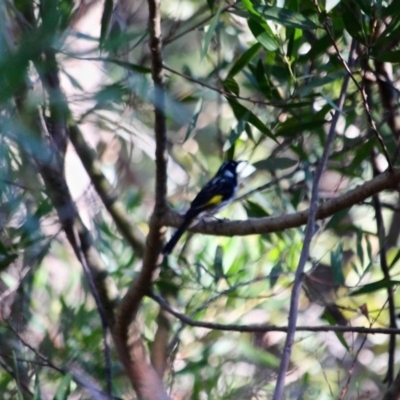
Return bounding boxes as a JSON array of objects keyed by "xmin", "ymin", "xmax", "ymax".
[{"xmin": 163, "ymin": 160, "xmax": 241, "ymax": 255}]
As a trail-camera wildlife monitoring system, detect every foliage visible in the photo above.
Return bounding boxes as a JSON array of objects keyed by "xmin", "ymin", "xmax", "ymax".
[{"xmin": 1, "ymin": 0, "xmax": 400, "ymax": 398}]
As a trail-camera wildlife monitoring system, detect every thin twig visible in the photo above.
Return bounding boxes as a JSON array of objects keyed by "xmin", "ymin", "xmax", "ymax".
[
  {"xmin": 163, "ymin": 64, "xmax": 289, "ymax": 107},
  {"xmin": 314, "ymin": 0, "xmax": 393, "ymax": 170},
  {"xmin": 372, "ymin": 166, "xmax": 396, "ymax": 385},
  {"xmin": 149, "ymin": 291, "xmax": 400, "ymax": 335},
  {"xmin": 70, "ymin": 227, "xmax": 113, "ymax": 395},
  {"xmin": 235, "ymin": 167, "xmax": 301, "ymax": 202},
  {"xmin": 272, "ymin": 40, "xmax": 357, "ymax": 400},
  {"xmin": 5, "ymin": 323, "xmax": 117, "ymax": 399}
]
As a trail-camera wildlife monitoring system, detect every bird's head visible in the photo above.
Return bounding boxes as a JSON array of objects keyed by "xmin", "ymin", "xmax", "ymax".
[{"xmin": 217, "ymin": 160, "xmax": 246, "ymax": 177}]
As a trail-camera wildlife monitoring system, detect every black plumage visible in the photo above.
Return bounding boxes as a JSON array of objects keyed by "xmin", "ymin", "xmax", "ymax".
[{"xmin": 163, "ymin": 161, "xmax": 239, "ymax": 255}]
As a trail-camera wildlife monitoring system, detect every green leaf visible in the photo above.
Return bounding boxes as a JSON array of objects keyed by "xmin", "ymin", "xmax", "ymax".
[
  {"xmin": 53, "ymin": 373, "xmax": 72, "ymax": 400},
  {"xmin": 356, "ymin": 229, "xmax": 364, "ymax": 268},
  {"xmin": 248, "ymin": 19, "xmax": 279, "ymax": 51},
  {"xmin": 248, "ymin": 60, "xmax": 272, "ymax": 99},
  {"xmin": 100, "ymin": 0, "xmax": 113, "ymax": 47},
  {"xmin": 239, "ymin": 341, "xmax": 280, "ymax": 367},
  {"xmin": 254, "ymin": 157, "xmax": 298, "ymax": 171},
  {"xmin": 227, "ymin": 43, "xmax": 262, "ymax": 78},
  {"xmin": 94, "ymin": 84, "xmax": 126, "ymax": 104},
  {"xmin": 244, "ymin": 200, "xmax": 270, "ymax": 218},
  {"xmin": 12, "ymin": 351, "xmax": 23, "ymax": 400},
  {"xmin": 341, "ymin": 0, "xmax": 366, "ymax": 45},
  {"xmin": 373, "ymin": 50, "xmax": 400, "ymax": 63},
  {"xmin": 206, "ymin": 0, "xmax": 215, "ymax": 11},
  {"xmin": 61, "ymin": 69, "xmax": 84, "ymax": 91},
  {"xmin": 34, "ymin": 374, "xmax": 41, "ymax": 400},
  {"xmin": 276, "ymin": 117, "xmax": 327, "ymax": 137},
  {"xmin": 325, "ymin": 208, "xmax": 350, "ymax": 230},
  {"xmin": 241, "ymin": 0, "xmax": 260, "ymax": 16},
  {"xmin": 254, "ymin": 5, "xmax": 319, "ymax": 30},
  {"xmin": 270, "ymin": 262, "xmax": 283, "ymax": 289},
  {"xmin": 201, "ymin": 5, "xmax": 223, "ymax": 59},
  {"xmin": 297, "ymin": 70, "xmax": 347, "ymax": 96},
  {"xmin": 389, "ymin": 248, "xmax": 400, "ymax": 269},
  {"xmin": 0, "ymin": 254, "xmax": 18, "ymax": 271},
  {"xmin": 108, "ymin": 59, "xmax": 151, "ymax": 73},
  {"xmin": 184, "ymin": 98, "xmax": 203, "ymax": 142},
  {"xmin": 357, "ymin": 0, "xmax": 372, "ymax": 15},
  {"xmin": 229, "ymin": 111, "xmax": 250, "ymax": 145},
  {"xmin": 330, "ymin": 246, "xmax": 345, "ymax": 286},
  {"xmin": 321, "ymin": 93, "xmax": 346, "ymax": 115},
  {"xmin": 350, "ymin": 279, "xmax": 400, "ymax": 296},
  {"xmin": 0, "ymin": 240, "xmax": 11, "ymax": 255},
  {"xmin": 322, "ymin": 312, "xmax": 350, "ymax": 350},
  {"xmin": 213, "ymin": 245, "xmax": 224, "ymax": 282},
  {"xmin": 227, "ymin": 98, "xmax": 276, "ymax": 141},
  {"xmin": 223, "ymin": 77, "xmax": 240, "ymax": 96}
]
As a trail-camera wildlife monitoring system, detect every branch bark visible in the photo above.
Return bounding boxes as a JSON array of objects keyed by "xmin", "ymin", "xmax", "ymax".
[
  {"xmin": 112, "ymin": 0, "xmax": 170, "ymax": 397},
  {"xmin": 163, "ymin": 167, "xmax": 400, "ymax": 236}
]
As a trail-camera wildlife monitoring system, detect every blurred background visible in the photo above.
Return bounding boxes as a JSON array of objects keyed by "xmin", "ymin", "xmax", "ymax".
[{"xmin": 1, "ymin": 0, "xmax": 400, "ymax": 398}]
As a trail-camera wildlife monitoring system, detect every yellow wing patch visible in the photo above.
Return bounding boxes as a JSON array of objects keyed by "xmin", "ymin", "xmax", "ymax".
[{"xmin": 204, "ymin": 195, "xmax": 223, "ymax": 206}]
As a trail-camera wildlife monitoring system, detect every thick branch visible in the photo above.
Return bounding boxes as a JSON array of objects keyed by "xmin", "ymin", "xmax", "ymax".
[
  {"xmin": 112, "ymin": 0, "xmax": 169, "ymax": 397},
  {"xmin": 163, "ymin": 168, "xmax": 400, "ymax": 236}
]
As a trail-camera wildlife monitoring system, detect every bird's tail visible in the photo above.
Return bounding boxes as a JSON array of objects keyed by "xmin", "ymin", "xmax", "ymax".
[{"xmin": 163, "ymin": 216, "xmax": 194, "ymax": 255}]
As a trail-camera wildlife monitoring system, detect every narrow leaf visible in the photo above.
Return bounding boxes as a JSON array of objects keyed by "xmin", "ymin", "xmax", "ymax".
[
  {"xmin": 34, "ymin": 374, "xmax": 41, "ymax": 400},
  {"xmin": 389, "ymin": 248, "xmax": 400, "ymax": 269},
  {"xmin": 341, "ymin": 0, "xmax": 366, "ymax": 45},
  {"xmin": 184, "ymin": 98, "xmax": 203, "ymax": 142},
  {"xmin": 254, "ymin": 157, "xmax": 298, "ymax": 171},
  {"xmin": 227, "ymin": 99, "xmax": 276, "ymax": 141},
  {"xmin": 223, "ymin": 77, "xmax": 240, "ymax": 96},
  {"xmin": 244, "ymin": 200, "xmax": 270, "ymax": 218},
  {"xmin": 227, "ymin": 43, "xmax": 262, "ymax": 78},
  {"xmin": 248, "ymin": 19, "xmax": 278, "ymax": 51},
  {"xmin": 322, "ymin": 312, "xmax": 350, "ymax": 350},
  {"xmin": 276, "ymin": 118, "xmax": 326, "ymax": 137},
  {"xmin": 373, "ymin": 50, "xmax": 400, "ymax": 63},
  {"xmin": 213, "ymin": 245, "xmax": 224, "ymax": 282},
  {"xmin": 270, "ymin": 262, "xmax": 283, "ymax": 288},
  {"xmin": 201, "ymin": 5, "xmax": 223, "ymax": 59},
  {"xmin": 330, "ymin": 246, "xmax": 345, "ymax": 286},
  {"xmin": 254, "ymin": 5, "xmax": 319, "ymax": 30},
  {"xmin": 53, "ymin": 373, "xmax": 72, "ymax": 400},
  {"xmin": 321, "ymin": 93, "xmax": 346, "ymax": 115},
  {"xmin": 100, "ymin": 0, "xmax": 114, "ymax": 47},
  {"xmin": 351, "ymin": 280, "xmax": 400, "ymax": 296},
  {"xmin": 297, "ymin": 71, "xmax": 347, "ymax": 96}
]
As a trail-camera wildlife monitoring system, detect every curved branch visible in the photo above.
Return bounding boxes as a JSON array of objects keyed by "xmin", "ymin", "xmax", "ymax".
[{"xmin": 163, "ymin": 168, "xmax": 400, "ymax": 236}]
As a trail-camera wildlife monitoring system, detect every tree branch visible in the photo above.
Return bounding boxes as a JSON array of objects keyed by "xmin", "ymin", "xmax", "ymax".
[
  {"xmin": 112, "ymin": 0, "xmax": 169, "ymax": 397},
  {"xmin": 150, "ymin": 291, "xmax": 400, "ymax": 335},
  {"xmin": 272, "ymin": 36, "xmax": 357, "ymax": 400},
  {"xmin": 163, "ymin": 167, "xmax": 400, "ymax": 236}
]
